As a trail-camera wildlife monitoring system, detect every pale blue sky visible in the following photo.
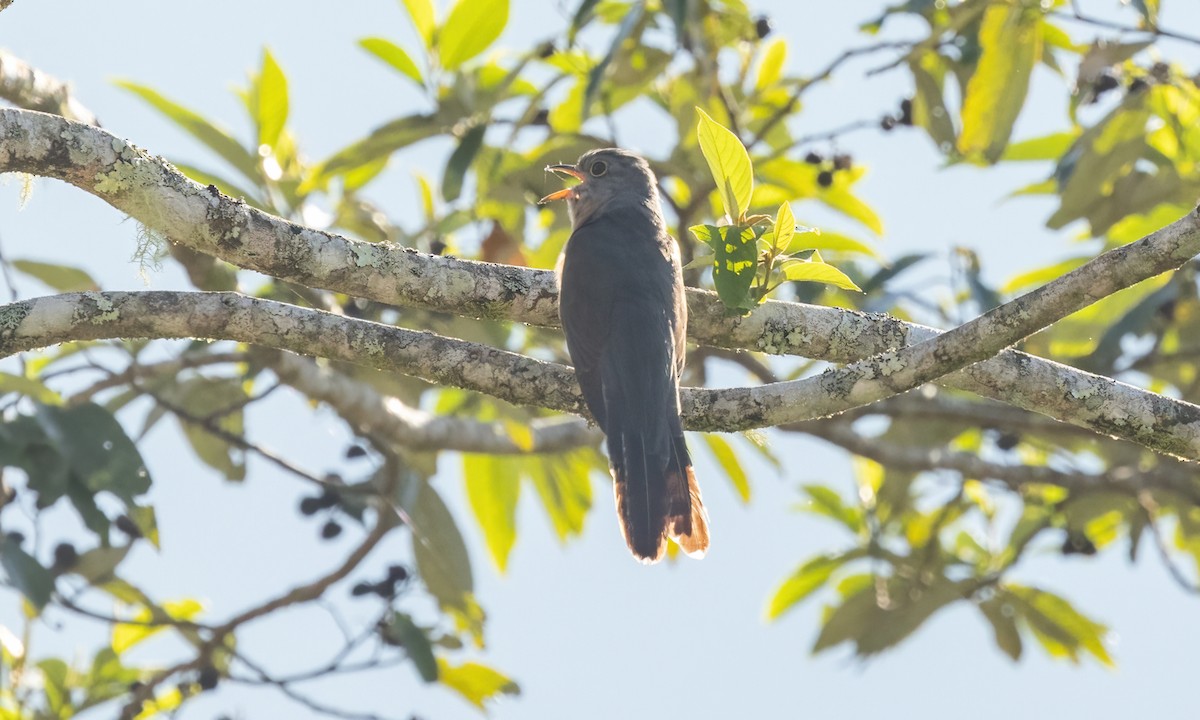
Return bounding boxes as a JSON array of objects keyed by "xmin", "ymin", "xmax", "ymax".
[{"xmin": 2, "ymin": 2, "xmax": 1198, "ymax": 718}]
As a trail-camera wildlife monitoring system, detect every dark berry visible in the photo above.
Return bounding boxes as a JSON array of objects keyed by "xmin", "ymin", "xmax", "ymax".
[
  {"xmin": 898, "ymin": 98, "xmax": 914, "ymax": 126},
  {"xmin": 754, "ymin": 15, "xmax": 773, "ymax": 39},
  {"xmin": 532, "ymin": 108, "xmax": 550, "ymax": 126},
  {"xmin": 315, "ymin": 487, "xmax": 341, "ymax": 509},
  {"xmin": 53, "ymin": 542, "xmax": 78, "ymax": 569},
  {"xmin": 198, "ymin": 666, "xmax": 220, "ymax": 691},
  {"xmin": 115, "ymin": 515, "xmax": 142, "ymax": 538},
  {"xmin": 816, "ymin": 170, "xmax": 834, "ymax": 188},
  {"xmin": 995, "ymin": 432, "xmax": 1020, "ymax": 451},
  {"xmin": 833, "ymin": 154, "xmax": 853, "ymax": 172},
  {"xmin": 804, "ymin": 151, "xmax": 823, "ymax": 165},
  {"xmin": 351, "ymin": 581, "xmax": 374, "ymax": 597},
  {"xmin": 1151, "ymin": 62, "xmax": 1170, "ymax": 82},
  {"xmin": 345, "ymin": 444, "xmax": 368, "ymax": 460},
  {"xmin": 1128, "ymin": 76, "xmax": 1149, "ymax": 93},
  {"xmin": 536, "ymin": 41, "xmax": 556, "ymax": 59},
  {"xmin": 321, "ymin": 520, "xmax": 343, "ymax": 540},
  {"xmin": 429, "ymin": 239, "xmax": 448, "ymax": 255},
  {"xmin": 299, "ymin": 496, "xmax": 322, "ymax": 516},
  {"xmin": 880, "ymin": 115, "xmax": 897, "ymax": 131},
  {"xmin": 1158, "ymin": 299, "xmax": 1177, "ymax": 322},
  {"xmin": 386, "ymin": 564, "xmax": 410, "ymax": 584},
  {"xmin": 1061, "ymin": 533, "xmax": 1097, "ymax": 556},
  {"xmin": 1094, "ymin": 72, "xmax": 1119, "ymax": 94}
]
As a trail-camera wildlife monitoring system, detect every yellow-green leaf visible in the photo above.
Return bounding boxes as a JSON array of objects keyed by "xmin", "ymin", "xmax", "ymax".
[
  {"xmin": 781, "ymin": 258, "xmax": 861, "ymax": 291},
  {"xmin": 695, "ymin": 107, "xmax": 753, "ymax": 221},
  {"xmin": 360, "ymin": 37, "xmax": 425, "ymax": 87},
  {"xmin": 958, "ymin": 3, "xmax": 1043, "ymax": 162},
  {"xmin": 256, "ymin": 49, "xmax": 288, "ymax": 148},
  {"xmin": 114, "ymin": 81, "xmax": 259, "ymax": 182},
  {"xmin": 463, "ymin": 454, "xmax": 520, "ymax": 572},
  {"xmin": 772, "ymin": 201, "xmax": 795, "ymax": 254},
  {"xmin": 439, "ymin": 0, "xmax": 509, "ymax": 70},
  {"xmin": 755, "ymin": 38, "xmax": 787, "ymax": 91},
  {"xmin": 402, "ymin": 0, "xmax": 437, "ymax": 49},
  {"xmin": 701, "ymin": 434, "xmax": 750, "ymax": 502},
  {"xmin": 11, "ymin": 260, "xmax": 98, "ymax": 292},
  {"xmin": 437, "ymin": 659, "xmax": 520, "ymax": 710},
  {"xmin": 766, "ymin": 554, "xmax": 843, "ymax": 620}
]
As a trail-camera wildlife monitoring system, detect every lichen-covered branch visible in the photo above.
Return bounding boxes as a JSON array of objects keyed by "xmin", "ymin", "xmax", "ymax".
[
  {"xmin": 5, "ymin": 291, "xmax": 1200, "ymax": 466},
  {"xmin": 740, "ymin": 204, "xmax": 1200, "ymax": 434},
  {"xmin": 4, "ymin": 110, "xmax": 1200, "ymax": 457},
  {"xmin": 0, "ymin": 53, "xmax": 98, "ymax": 125},
  {"xmin": 793, "ymin": 420, "xmax": 1200, "ymax": 502},
  {"xmin": 261, "ymin": 349, "xmax": 599, "ymax": 454}
]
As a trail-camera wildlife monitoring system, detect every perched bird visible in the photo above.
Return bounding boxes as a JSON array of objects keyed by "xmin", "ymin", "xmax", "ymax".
[{"xmin": 540, "ymin": 148, "xmax": 710, "ymax": 564}]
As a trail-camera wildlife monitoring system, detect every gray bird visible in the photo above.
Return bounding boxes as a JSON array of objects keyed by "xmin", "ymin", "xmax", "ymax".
[{"xmin": 540, "ymin": 148, "xmax": 710, "ymax": 564}]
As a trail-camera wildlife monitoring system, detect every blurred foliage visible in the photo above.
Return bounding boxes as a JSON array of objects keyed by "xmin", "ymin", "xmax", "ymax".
[{"xmin": 4, "ymin": 0, "xmax": 1200, "ymax": 716}]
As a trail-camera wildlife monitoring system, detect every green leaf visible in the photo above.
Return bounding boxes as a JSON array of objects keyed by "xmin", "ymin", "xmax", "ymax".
[
  {"xmin": 400, "ymin": 477, "xmax": 474, "ymax": 613},
  {"xmin": 69, "ymin": 545, "xmax": 130, "ymax": 585},
  {"xmin": 439, "ymin": 0, "xmax": 509, "ymax": 70},
  {"xmin": 35, "ymin": 402, "xmax": 151, "ymax": 501},
  {"xmin": 463, "ymin": 454, "xmax": 520, "ymax": 572},
  {"xmin": 979, "ymin": 596, "xmax": 1023, "ymax": 661},
  {"xmin": 306, "ymin": 114, "xmax": 440, "ymax": 189},
  {"xmin": 1009, "ymin": 585, "xmax": 1113, "ymax": 666},
  {"xmin": 112, "ymin": 598, "xmax": 203, "ymax": 654},
  {"xmin": 957, "ymin": 3, "xmax": 1043, "ymax": 162},
  {"xmin": 437, "ymin": 659, "xmax": 520, "ymax": 710},
  {"xmin": 766, "ymin": 554, "xmax": 844, "ymax": 620},
  {"xmin": 800, "ymin": 484, "xmax": 863, "ymax": 532},
  {"xmin": 383, "ymin": 612, "xmax": 439, "ymax": 682},
  {"xmin": 0, "ymin": 540, "xmax": 53, "ymax": 610},
  {"xmin": 1131, "ymin": 0, "xmax": 1159, "ymax": 28},
  {"xmin": 115, "ymin": 81, "xmax": 259, "ymax": 182},
  {"xmin": 402, "ymin": 0, "xmax": 437, "ymax": 49},
  {"xmin": 442, "ymin": 123, "xmax": 487, "ymax": 202},
  {"xmin": 909, "ymin": 55, "xmax": 957, "ymax": 151},
  {"xmin": 0, "ymin": 372, "xmax": 63, "ymax": 405},
  {"xmin": 691, "ymin": 224, "xmax": 758, "ymax": 310},
  {"xmin": 161, "ymin": 378, "xmax": 247, "ymax": 482},
  {"xmin": 701, "ymin": 434, "xmax": 750, "ymax": 502},
  {"xmin": 755, "ymin": 38, "xmax": 787, "ymax": 91},
  {"xmin": 11, "ymin": 260, "xmax": 99, "ymax": 292},
  {"xmin": 569, "ymin": 0, "xmax": 602, "ymax": 38},
  {"xmin": 695, "ymin": 107, "xmax": 753, "ymax": 221},
  {"xmin": 583, "ymin": 2, "xmax": 645, "ymax": 117},
  {"xmin": 772, "ymin": 201, "xmax": 795, "ymax": 255},
  {"xmin": 360, "ymin": 37, "xmax": 425, "ymax": 86},
  {"xmin": 527, "ymin": 452, "xmax": 594, "ymax": 542},
  {"xmin": 781, "ymin": 257, "xmax": 861, "ymax": 292},
  {"xmin": 38, "ymin": 658, "xmax": 70, "ymax": 714},
  {"xmin": 256, "ymin": 49, "xmax": 289, "ymax": 148},
  {"xmin": 1002, "ymin": 131, "xmax": 1079, "ymax": 161},
  {"xmin": 794, "ymin": 230, "xmax": 879, "ymax": 260}
]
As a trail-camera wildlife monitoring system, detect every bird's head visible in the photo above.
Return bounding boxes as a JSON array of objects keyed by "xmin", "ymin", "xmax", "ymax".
[{"xmin": 539, "ymin": 148, "xmax": 660, "ymax": 227}]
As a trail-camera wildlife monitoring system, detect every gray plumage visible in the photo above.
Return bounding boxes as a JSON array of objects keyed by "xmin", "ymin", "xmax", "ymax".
[{"xmin": 543, "ymin": 148, "xmax": 710, "ymax": 564}]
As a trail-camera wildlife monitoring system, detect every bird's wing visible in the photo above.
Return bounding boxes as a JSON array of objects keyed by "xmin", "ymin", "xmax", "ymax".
[{"xmin": 558, "ymin": 221, "xmax": 616, "ymax": 431}]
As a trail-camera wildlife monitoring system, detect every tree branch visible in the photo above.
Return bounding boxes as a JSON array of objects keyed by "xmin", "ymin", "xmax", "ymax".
[
  {"xmin": 3, "ymin": 290, "xmax": 1200, "ymax": 467},
  {"xmin": 5, "ymin": 110, "xmax": 1200, "ymax": 457},
  {"xmin": 792, "ymin": 420, "xmax": 1199, "ymax": 502},
  {"xmin": 0, "ymin": 52, "xmax": 98, "ymax": 125},
  {"xmin": 260, "ymin": 348, "xmax": 600, "ymax": 454}
]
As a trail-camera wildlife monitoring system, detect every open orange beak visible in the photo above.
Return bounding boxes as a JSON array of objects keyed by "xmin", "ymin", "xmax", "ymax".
[{"xmin": 538, "ymin": 164, "xmax": 584, "ymax": 204}]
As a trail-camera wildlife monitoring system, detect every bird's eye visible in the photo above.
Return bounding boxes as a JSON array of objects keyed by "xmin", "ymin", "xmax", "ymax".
[{"xmin": 590, "ymin": 161, "xmax": 608, "ymax": 177}]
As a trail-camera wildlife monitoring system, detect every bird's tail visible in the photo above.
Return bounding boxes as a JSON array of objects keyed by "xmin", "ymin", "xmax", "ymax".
[{"xmin": 611, "ymin": 433, "xmax": 709, "ymax": 564}]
